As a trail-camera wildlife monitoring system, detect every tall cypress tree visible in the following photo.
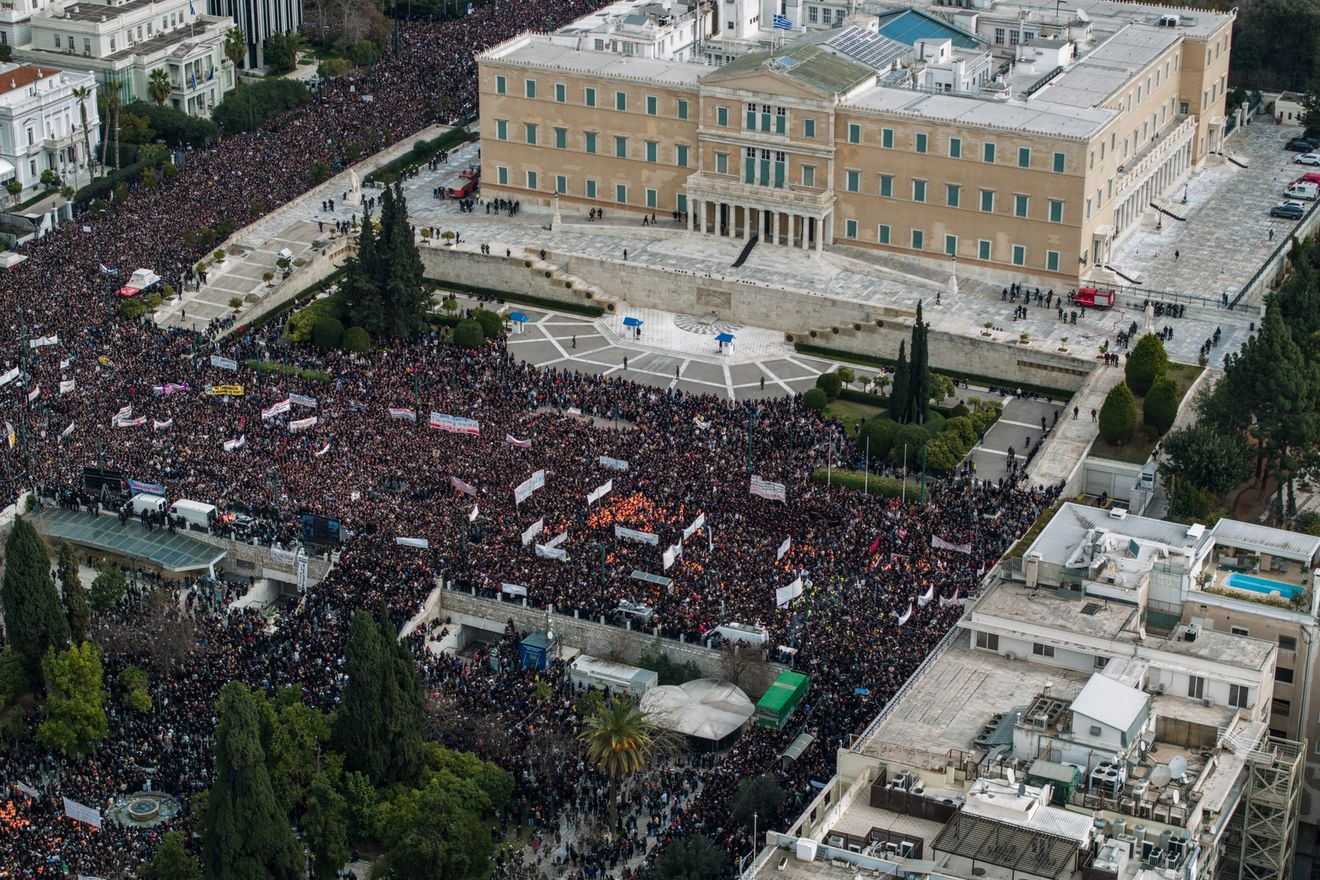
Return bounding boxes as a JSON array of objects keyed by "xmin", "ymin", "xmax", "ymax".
[
  {"xmin": 343, "ymin": 183, "xmax": 428, "ymax": 340},
  {"xmin": 890, "ymin": 340, "xmax": 910, "ymax": 424},
  {"xmin": 378, "ymin": 609, "xmax": 425, "ymax": 786},
  {"xmin": 332, "ymin": 612, "xmax": 387, "ymax": 782},
  {"xmin": 1, "ymin": 517, "xmax": 70, "ymax": 677},
  {"xmin": 203, "ymin": 682, "xmax": 303, "ymax": 880},
  {"xmin": 909, "ymin": 302, "xmax": 931, "ymax": 425},
  {"xmin": 57, "ymin": 542, "xmax": 90, "ymax": 644}
]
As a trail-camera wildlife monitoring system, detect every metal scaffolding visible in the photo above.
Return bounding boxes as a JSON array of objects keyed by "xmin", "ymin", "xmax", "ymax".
[{"xmin": 1220, "ymin": 735, "xmax": 1303, "ymax": 880}]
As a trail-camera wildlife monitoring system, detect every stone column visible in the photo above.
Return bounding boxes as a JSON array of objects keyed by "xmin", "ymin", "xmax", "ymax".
[
  {"xmin": 816, "ymin": 213, "xmax": 826, "ymax": 252},
  {"xmin": 802, "ymin": 215, "xmax": 811, "ymax": 250},
  {"xmin": 687, "ymin": 204, "xmax": 695, "ymax": 233},
  {"xmin": 743, "ymin": 205, "xmax": 752, "ymax": 240}
]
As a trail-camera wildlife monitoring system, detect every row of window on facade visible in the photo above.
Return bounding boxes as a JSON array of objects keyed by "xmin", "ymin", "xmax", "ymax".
[{"xmin": 50, "ymin": 10, "xmax": 194, "ymax": 55}]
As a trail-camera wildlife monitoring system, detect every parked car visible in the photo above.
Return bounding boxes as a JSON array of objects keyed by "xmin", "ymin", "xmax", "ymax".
[
  {"xmin": 1295, "ymin": 153, "xmax": 1320, "ymax": 166},
  {"xmin": 1286, "ymin": 137, "xmax": 1318, "ymax": 152},
  {"xmin": 1270, "ymin": 202, "xmax": 1306, "ymax": 220}
]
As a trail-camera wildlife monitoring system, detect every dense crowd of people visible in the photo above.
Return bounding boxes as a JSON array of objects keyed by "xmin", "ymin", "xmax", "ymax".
[{"xmin": 0, "ymin": 2, "xmax": 1062, "ymax": 876}]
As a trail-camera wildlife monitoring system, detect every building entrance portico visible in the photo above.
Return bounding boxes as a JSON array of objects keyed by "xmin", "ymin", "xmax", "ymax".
[{"xmin": 683, "ymin": 173, "xmax": 834, "ymax": 254}]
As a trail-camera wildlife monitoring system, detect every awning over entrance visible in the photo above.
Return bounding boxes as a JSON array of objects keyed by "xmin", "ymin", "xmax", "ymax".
[{"xmin": 29, "ymin": 507, "xmax": 227, "ymax": 574}]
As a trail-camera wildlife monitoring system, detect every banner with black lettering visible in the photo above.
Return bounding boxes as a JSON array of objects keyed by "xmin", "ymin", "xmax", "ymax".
[
  {"xmin": 682, "ymin": 512, "xmax": 706, "ymax": 541},
  {"xmin": 614, "ymin": 525, "xmax": 658, "ymax": 545},
  {"xmin": 750, "ymin": 476, "xmax": 786, "ymax": 502},
  {"xmin": 598, "ymin": 456, "xmax": 630, "ymax": 471},
  {"xmin": 63, "ymin": 796, "xmax": 101, "ymax": 829},
  {"xmin": 775, "ymin": 577, "xmax": 803, "ymax": 608},
  {"xmin": 521, "ymin": 518, "xmax": 544, "ymax": 546},
  {"xmin": 586, "ymin": 479, "xmax": 613, "ymax": 507},
  {"xmin": 777, "ymin": 536, "xmax": 792, "ymax": 561},
  {"xmin": 514, "ymin": 470, "xmax": 546, "ymax": 506}
]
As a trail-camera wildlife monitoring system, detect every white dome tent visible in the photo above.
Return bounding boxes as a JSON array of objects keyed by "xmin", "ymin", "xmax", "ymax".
[{"xmin": 640, "ymin": 678, "xmax": 755, "ymax": 752}]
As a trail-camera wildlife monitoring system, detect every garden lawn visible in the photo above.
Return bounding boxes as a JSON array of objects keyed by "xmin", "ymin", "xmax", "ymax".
[{"xmin": 1090, "ymin": 362, "xmax": 1202, "ymax": 464}]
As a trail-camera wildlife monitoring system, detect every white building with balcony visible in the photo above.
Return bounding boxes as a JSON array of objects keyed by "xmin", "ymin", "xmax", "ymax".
[
  {"xmin": 0, "ymin": 63, "xmax": 98, "ymax": 195},
  {"xmin": 13, "ymin": 0, "xmax": 235, "ymax": 117}
]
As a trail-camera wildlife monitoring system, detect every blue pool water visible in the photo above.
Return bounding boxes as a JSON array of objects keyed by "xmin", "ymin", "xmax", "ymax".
[{"xmin": 1224, "ymin": 572, "xmax": 1304, "ymax": 600}]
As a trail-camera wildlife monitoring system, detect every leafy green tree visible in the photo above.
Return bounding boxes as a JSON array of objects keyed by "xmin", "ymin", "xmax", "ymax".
[
  {"xmin": 340, "ymin": 770, "xmax": 378, "ymax": 843},
  {"xmin": 342, "ymin": 326, "xmax": 372, "ymax": 351},
  {"xmin": 4, "ymin": 179, "xmax": 20, "ymax": 204},
  {"xmin": 472, "ymin": 308, "xmax": 504, "ymax": 340},
  {"xmin": 815, "ymin": 371, "xmax": 842, "ymax": 399},
  {"xmin": 451, "ymin": 320, "xmax": 485, "ymax": 349},
  {"xmin": 0, "ymin": 645, "xmax": 34, "ymax": 711},
  {"xmin": 203, "ymin": 682, "xmax": 303, "ymax": 880},
  {"xmin": 859, "ymin": 417, "xmax": 896, "ymax": 461},
  {"xmin": 1168, "ymin": 481, "xmax": 1222, "ymax": 525},
  {"xmin": 1160, "ymin": 424, "xmax": 1252, "ymax": 498},
  {"xmin": 144, "ymin": 831, "xmax": 202, "ymax": 880},
  {"xmin": 1143, "ymin": 375, "xmax": 1179, "ymax": 434},
  {"xmin": 731, "ymin": 775, "xmax": 785, "ymax": 831},
  {"xmin": 1124, "ymin": 333, "xmax": 1169, "ymax": 395},
  {"xmin": 649, "ymin": 834, "xmax": 728, "ymax": 880},
  {"xmin": 802, "ymin": 388, "xmax": 827, "ymax": 412},
  {"xmin": 312, "ymin": 316, "xmax": 345, "ymax": 350},
  {"xmin": 923, "ymin": 433, "xmax": 966, "ymax": 475},
  {"xmin": 89, "ymin": 559, "xmax": 127, "ymax": 613},
  {"xmin": 304, "ymin": 773, "xmax": 350, "ymax": 880},
  {"xmin": 928, "ymin": 372, "xmax": 955, "ymax": 405},
  {"xmin": 37, "ymin": 641, "xmax": 107, "ymax": 755},
  {"xmin": 1, "ymin": 517, "xmax": 70, "ymax": 676},
  {"xmin": 212, "ymin": 79, "xmax": 310, "ymax": 134},
  {"xmin": 578, "ymin": 695, "xmax": 654, "ymax": 828},
  {"xmin": 889, "ymin": 340, "xmax": 910, "ymax": 424},
  {"xmin": 1098, "ymin": 382, "xmax": 1138, "ymax": 445},
  {"xmin": 56, "ymin": 543, "xmax": 90, "ymax": 643},
  {"xmin": 836, "ymin": 367, "xmax": 856, "ymax": 387},
  {"xmin": 119, "ymin": 665, "xmax": 153, "ymax": 713},
  {"xmin": 892, "ymin": 423, "xmax": 929, "ymax": 466}
]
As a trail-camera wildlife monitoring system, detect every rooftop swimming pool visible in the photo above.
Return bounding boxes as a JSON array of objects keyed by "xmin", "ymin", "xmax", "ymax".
[{"xmin": 1224, "ymin": 572, "xmax": 1304, "ymax": 601}]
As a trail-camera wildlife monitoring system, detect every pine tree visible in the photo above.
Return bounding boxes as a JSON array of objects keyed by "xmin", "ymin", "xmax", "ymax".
[
  {"xmin": 343, "ymin": 183, "xmax": 429, "ymax": 340},
  {"xmin": 203, "ymin": 682, "xmax": 303, "ymax": 880},
  {"xmin": 332, "ymin": 612, "xmax": 387, "ymax": 782},
  {"xmin": 57, "ymin": 543, "xmax": 90, "ymax": 644},
  {"xmin": 1, "ymin": 517, "xmax": 70, "ymax": 676},
  {"xmin": 890, "ymin": 340, "xmax": 910, "ymax": 424}
]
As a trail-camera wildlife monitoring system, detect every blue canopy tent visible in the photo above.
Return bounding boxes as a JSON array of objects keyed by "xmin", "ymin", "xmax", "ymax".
[
  {"xmin": 509, "ymin": 311, "xmax": 530, "ymax": 334},
  {"xmin": 623, "ymin": 316, "xmax": 644, "ymax": 339},
  {"xmin": 715, "ymin": 331, "xmax": 734, "ymax": 351}
]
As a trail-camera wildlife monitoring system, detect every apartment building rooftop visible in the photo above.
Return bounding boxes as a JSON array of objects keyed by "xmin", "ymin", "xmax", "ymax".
[
  {"xmin": 482, "ymin": 35, "xmax": 706, "ymax": 85},
  {"xmin": 58, "ymin": 0, "xmax": 156, "ymax": 22},
  {"xmin": 1036, "ymin": 23, "xmax": 1179, "ymax": 108}
]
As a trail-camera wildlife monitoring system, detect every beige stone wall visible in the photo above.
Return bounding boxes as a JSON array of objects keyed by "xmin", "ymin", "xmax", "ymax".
[{"xmin": 1179, "ymin": 19, "xmax": 1235, "ymax": 161}]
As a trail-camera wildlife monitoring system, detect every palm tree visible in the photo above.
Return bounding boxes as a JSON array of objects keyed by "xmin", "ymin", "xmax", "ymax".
[
  {"xmin": 224, "ymin": 27, "xmax": 246, "ymax": 71},
  {"xmin": 99, "ymin": 81, "xmax": 122, "ymax": 171},
  {"xmin": 72, "ymin": 85, "xmax": 95, "ymax": 180},
  {"xmin": 577, "ymin": 695, "xmax": 654, "ymax": 829},
  {"xmin": 148, "ymin": 68, "xmax": 171, "ymax": 105},
  {"xmin": 285, "ymin": 31, "xmax": 309, "ymax": 67}
]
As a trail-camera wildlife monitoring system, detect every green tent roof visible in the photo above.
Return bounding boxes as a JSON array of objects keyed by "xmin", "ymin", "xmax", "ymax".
[{"xmin": 757, "ymin": 669, "xmax": 810, "ymax": 712}]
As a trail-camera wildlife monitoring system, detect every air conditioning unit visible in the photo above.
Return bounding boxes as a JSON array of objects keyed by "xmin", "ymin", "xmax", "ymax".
[{"xmin": 1004, "ymin": 652, "xmax": 1018, "ymax": 661}]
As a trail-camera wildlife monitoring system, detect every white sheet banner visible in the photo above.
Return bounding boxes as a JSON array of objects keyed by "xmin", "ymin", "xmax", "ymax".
[
  {"xmin": 450, "ymin": 476, "xmax": 477, "ymax": 496},
  {"xmin": 468, "ymin": 504, "xmax": 479, "ymax": 522},
  {"xmin": 932, "ymin": 535, "xmax": 973, "ymax": 554},
  {"xmin": 262, "ymin": 399, "xmax": 292, "ymax": 420},
  {"xmin": 662, "ymin": 542, "xmax": 682, "ymax": 570},
  {"xmin": 614, "ymin": 525, "xmax": 658, "ymax": 545},
  {"xmin": 388, "ymin": 407, "xmax": 416, "ymax": 422},
  {"xmin": 59, "ymin": 379, "xmax": 75, "ymax": 395},
  {"xmin": 682, "ymin": 512, "xmax": 706, "ymax": 541},
  {"xmin": 429, "ymin": 412, "xmax": 481, "ymax": 434},
  {"xmin": 29, "ymin": 334, "xmax": 59, "ymax": 349},
  {"xmin": 513, "ymin": 469, "xmax": 546, "ymax": 506},
  {"xmin": 209, "ymin": 355, "xmax": 238, "ymax": 371},
  {"xmin": 505, "ymin": 433, "xmax": 532, "ymax": 448},
  {"xmin": 939, "ymin": 589, "xmax": 961, "ymax": 608},
  {"xmin": 151, "ymin": 418, "xmax": 173, "ymax": 431},
  {"xmin": 115, "ymin": 415, "xmax": 146, "ymax": 428},
  {"xmin": 0, "ymin": 366, "xmax": 18, "ymax": 386},
  {"xmin": 14, "ymin": 781, "xmax": 39, "ymax": 798},
  {"xmin": 501, "ymin": 583, "xmax": 528, "ymax": 597},
  {"xmin": 27, "ymin": 385, "xmax": 40, "ymax": 403},
  {"xmin": 112, "ymin": 405, "xmax": 132, "ymax": 425},
  {"xmin": 545, "ymin": 531, "xmax": 568, "ymax": 549},
  {"xmin": 777, "ymin": 536, "xmax": 792, "ymax": 561},
  {"xmin": 289, "ymin": 394, "xmax": 317, "ymax": 408},
  {"xmin": 750, "ymin": 476, "xmax": 787, "ymax": 503},
  {"xmin": 917, "ymin": 583, "xmax": 936, "ymax": 608},
  {"xmin": 223, "ymin": 434, "xmax": 246, "ymax": 452},
  {"xmin": 62, "ymin": 796, "xmax": 101, "ymax": 829},
  {"xmin": 598, "ymin": 456, "xmax": 630, "ymax": 471},
  {"xmin": 895, "ymin": 602, "xmax": 913, "ymax": 626},
  {"xmin": 395, "ymin": 537, "xmax": 430, "ymax": 549},
  {"xmin": 314, "ymin": 441, "xmax": 332, "ymax": 457},
  {"xmin": 288, "ymin": 416, "xmax": 317, "ymax": 433},
  {"xmin": 535, "ymin": 543, "xmax": 568, "ymax": 561},
  {"xmin": 521, "ymin": 517, "xmax": 544, "ymax": 547},
  {"xmin": 587, "ymin": 479, "xmax": 613, "ymax": 506},
  {"xmin": 775, "ymin": 577, "xmax": 804, "ymax": 608},
  {"xmin": 270, "ymin": 547, "xmax": 297, "ymax": 566},
  {"xmin": 60, "ymin": 421, "xmax": 75, "ymax": 439}
]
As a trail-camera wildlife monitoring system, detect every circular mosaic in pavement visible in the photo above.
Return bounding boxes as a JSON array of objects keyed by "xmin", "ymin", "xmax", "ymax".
[
  {"xmin": 106, "ymin": 791, "xmax": 182, "ymax": 828},
  {"xmin": 674, "ymin": 314, "xmax": 743, "ymax": 336}
]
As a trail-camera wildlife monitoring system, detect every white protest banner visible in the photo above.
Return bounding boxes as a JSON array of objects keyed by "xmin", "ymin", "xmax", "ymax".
[
  {"xmin": 777, "ymin": 536, "xmax": 792, "ymax": 561},
  {"xmin": 0, "ymin": 366, "xmax": 18, "ymax": 386},
  {"xmin": 682, "ymin": 512, "xmax": 706, "ymax": 541},
  {"xmin": 505, "ymin": 433, "xmax": 532, "ymax": 448},
  {"xmin": 450, "ymin": 476, "xmax": 477, "ymax": 496},
  {"xmin": 932, "ymin": 535, "xmax": 973, "ymax": 554},
  {"xmin": 395, "ymin": 537, "xmax": 430, "ymax": 549},
  {"xmin": 111, "ymin": 405, "xmax": 132, "ymax": 426},
  {"xmin": 429, "ymin": 412, "xmax": 481, "ymax": 434},
  {"xmin": 749, "ymin": 476, "xmax": 787, "ymax": 502},
  {"xmin": 598, "ymin": 456, "xmax": 630, "ymax": 471},
  {"xmin": 288, "ymin": 416, "xmax": 317, "ymax": 433},
  {"xmin": 289, "ymin": 394, "xmax": 317, "ymax": 408},
  {"xmin": 513, "ymin": 469, "xmax": 546, "ymax": 506},
  {"xmin": 223, "ymin": 434, "xmax": 246, "ymax": 452},
  {"xmin": 917, "ymin": 583, "xmax": 936, "ymax": 608},
  {"xmin": 662, "ymin": 544, "xmax": 679, "ymax": 570},
  {"xmin": 468, "ymin": 504, "xmax": 479, "ymax": 522},
  {"xmin": 535, "ymin": 543, "xmax": 568, "ymax": 561},
  {"xmin": 152, "ymin": 418, "xmax": 173, "ymax": 431},
  {"xmin": 314, "ymin": 441, "xmax": 332, "ymax": 457},
  {"xmin": 775, "ymin": 577, "xmax": 803, "ymax": 608},
  {"xmin": 586, "ymin": 479, "xmax": 613, "ymax": 507},
  {"xmin": 29, "ymin": 334, "xmax": 59, "ymax": 349},
  {"xmin": 545, "ymin": 531, "xmax": 568, "ymax": 549},
  {"xmin": 14, "ymin": 781, "xmax": 39, "ymax": 798},
  {"xmin": 271, "ymin": 547, "xmax": 297, "ymax": 566},
  {"xmin": 501, "ymin": 583, "xmax": 528, "ymax": 597},
  {"xmin": 520, "ymin": 517, "xmax": 544, "ymax": 547},
  {"xmin": 60, "ymin": 421, "xmax": 75, "ymax": 439},
  {"xmin": 26, "ymin": 385, "xmax": 41, "ymax": 403},
  {"xmin": 115, "ymin": 416, "xmax": 146, "ymax": 428},
  {"xmin": 59, "ymin": 379, "xmax": 75, "ymax": 395},
  {"xmin": 209, "ymin": 354, "xmax": 239, "ymax": 371},
  {"xmin": 262, "ymin": 399, "xmax": 292, "ymax": 420},
  {"xmin": 388, "ymin": 407, "xmax": 416, "ymax": 422},
  {"xmin": 614, "ymin": 525, "xmax": 658, "ymax": 545},
  {"xmin": 694, "ymin": 417, "xmax": 710, "ymax": 430},
  {"xmin": 63, "ymin": 796, "xmax": 102, "ymax": 829},
  {"xmin": 895, "ymin": 603, "xmax": 913, "ymax": 626},
  {"xmin": 939, "ymin": 588, "xmax": 961, "ymax": 608}
]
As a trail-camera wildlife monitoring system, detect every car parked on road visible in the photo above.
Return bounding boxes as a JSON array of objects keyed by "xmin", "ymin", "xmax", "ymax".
[
  {"xmin": 1287, "ymin": 137, "xmax": 1318, "ymax": 152},
  {"xmin": 1271, "ymin": 201, "xmax": 1306, "ymax": 220},
  {"xmin": 1296, "ymin": 153, "xmax": 1320, "ymax": 165}
]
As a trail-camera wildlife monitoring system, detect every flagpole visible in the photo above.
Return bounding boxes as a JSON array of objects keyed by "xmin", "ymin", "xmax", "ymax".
[
  {"xmin": 864, "ymin": 436, "xmax": 869, "ymax": 496},
  {"xmin": 901, "ymin": 444, "xmax": 907, "ymax": 502}
]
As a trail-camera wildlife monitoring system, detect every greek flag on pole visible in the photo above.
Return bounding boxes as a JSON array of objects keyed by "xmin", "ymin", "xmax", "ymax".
[{"xmin": 772, "ymin": 13, "xmax": 792, "ymax": 28}]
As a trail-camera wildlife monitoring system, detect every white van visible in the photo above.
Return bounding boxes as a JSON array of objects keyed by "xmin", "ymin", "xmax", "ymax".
[
  {"xmin": 1285, "ymin": 182, "xmax": 1319, "ymax": 201},
  {"xmin": 129, "ymin": 493, "xmax": 168, "ymax": 517},
  {"xmin": 169, "ymin": 499, "xmax": 218, "ymax": 531}
]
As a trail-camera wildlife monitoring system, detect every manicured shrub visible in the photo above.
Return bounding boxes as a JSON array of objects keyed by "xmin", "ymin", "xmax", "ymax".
[
  {"xmin": 472, "ymin": 308, "xmax": 504, "ymax": 340},
  {"xmin": 1125, "ymin": 333, "xmax": 1169, "ymax": 395},
  {"xmin": 858, "ymin": 417, "xmax": 897, "ymax": 459},
  {"xmin": 452, "ymin": 320, "xmax": 485, "ymax": 349},
  {"xmin": 342, "ymin": 326, "xmax": 372, "ymax": 352},
  {"xmin": 802, "ymin": 388, "xmax": 827, "ymax": 412},
  {"xmin": 815, "ymin": 371, "xmax": 843, "ymax": 400},
  {"xmin": 311, "ymin": 316, "xmax": 344, "ymax": 350},
  {"xmin": 1098, "ymin": 382, "xmax": 1138, "ymax": 445},
  {"xmin": 1143, "ymin": 375, "xmax": 1179, "ymax": 434}
]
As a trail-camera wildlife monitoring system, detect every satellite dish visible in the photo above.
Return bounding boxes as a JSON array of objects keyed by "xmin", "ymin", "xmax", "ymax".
[
  {"xmin": 1150, "ymin": 765, "xmax": 1172, "ymax": 787},
  {"xmin": 1168, "ymin": 756, "xmax": 1188, "ymax": 781},
  {"xmin": 1076, "ymin": 8, "xmax": 1089, "ymax": 21}
]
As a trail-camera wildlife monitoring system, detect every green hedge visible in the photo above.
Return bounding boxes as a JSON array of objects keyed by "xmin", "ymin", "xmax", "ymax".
[
  {"xmin": 810, "ymin": 467, "xmax": 928, "ymax": 502},
  {"xmin": 74, "ymin": 154, "xmax": 169, "ymax": 208},
  {"xmin": 423, "ymin": 279, "xmax": 605, "ymax": 317},
  {"xmin": 237, "ymin": 268, "xmax": 349, "ymax": 334},
  {"xmin": 212, "ymin": 79, "xmax": 310, "ymax": 135},
  {"xmin": 242, "ymin": 359, "xmax": 333, "ymax": 384},
  {"xmin": 794, "ymin": 342, "xmax": 1073, "ymax": 400},
  {"xmin": 367, "ymin": 128, "xmax": 477, "ymax": 185},
  {"xmin": 839, "ymin": 388, "xmax": 888, "ymax": 407}
]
